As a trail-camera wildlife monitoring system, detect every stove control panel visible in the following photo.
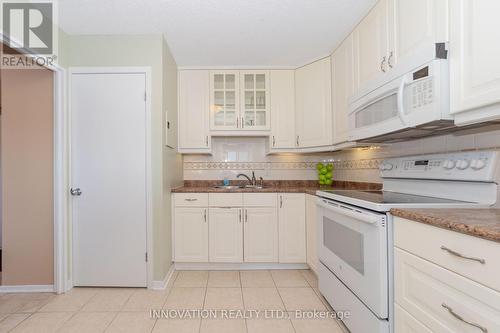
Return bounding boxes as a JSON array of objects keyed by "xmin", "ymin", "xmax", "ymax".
[{"xmin": 380, "ymin": 151, "xmax": 499, "ymax": 181}]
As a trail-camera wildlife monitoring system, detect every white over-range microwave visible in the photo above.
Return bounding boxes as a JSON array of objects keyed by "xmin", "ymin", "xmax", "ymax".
[{"xmin": 349, "ymin": 59, "xmax": 455, "ymax": 142}]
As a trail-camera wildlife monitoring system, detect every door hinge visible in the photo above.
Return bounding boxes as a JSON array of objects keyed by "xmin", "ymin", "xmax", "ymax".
[
  {"xmin": 145, "ymin": 252, "xmax": 148, "ymax": 262},
  {"xmin": 435, "ymin": 42, "xmax": 448, "ymax": 59}
]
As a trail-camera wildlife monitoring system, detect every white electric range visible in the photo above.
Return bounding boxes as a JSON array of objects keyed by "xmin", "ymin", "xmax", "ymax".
[{"xmin": 316, "ymin": 150, "xmax": 499, "ymax": 333}]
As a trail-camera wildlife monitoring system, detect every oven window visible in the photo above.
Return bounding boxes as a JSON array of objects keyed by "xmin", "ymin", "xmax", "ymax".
[{"xmin": 323, "ymin": 217, "xmax": 365, "ymax": 275}]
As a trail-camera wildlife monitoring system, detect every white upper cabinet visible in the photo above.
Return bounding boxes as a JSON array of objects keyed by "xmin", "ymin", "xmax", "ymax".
[
  {"xmin": 270, "ymin": 70, "xmax": 296, "ymax": 149},
  {"xmin": 295, "ymin": 58, "xmax": 333, "ymax": 148},
  {"xmin": 331, "ymin": 35, "xmax": 354, "ymax": 145},
  {"xmin": 449, "ymin": 0, "xmax": 500, "ymax": 125},
  {"xmin": 178, "ymin": 70, "xmax": 211, "ymax": 152},
  {"xmin": 240, "ymin": 71, "xmax": 270, "ymax": 130},
  {"xmin": 389, "ymin": 0, "xmax": 448, "ymax": 69},
  {"xmin": 210, "ymin": 71, "xmax": 240, "ymax": 130},
  {"xmin": 353, "ymin": 0, "xmax": 448, "ymax": 97},
  {"xmin": 353, "ymin": 0, "xmax": 390, "ymax": 94},
  {"xmin": 210, "ymin": 70, "xmax": 270, "ymax": 132}
]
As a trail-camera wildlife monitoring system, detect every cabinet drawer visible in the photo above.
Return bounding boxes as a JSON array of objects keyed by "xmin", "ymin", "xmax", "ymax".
[
  {"xmin": 394, "ymin": 217, "xmax": 500, "ymax": 292},
  {"xmin": 243, "ymin": 193, "xmax": 277, "ymax": 207},
  {"xmin": 395, "ymin": 304, "xmax": 433, "ymax": 333},
  {"xmin": 209, "ymin": 193, "xmax": 243, "ymax": 207},
  {"xmin": 395, "ymin": 248, "xmax": 500, "ymax": 333},
  {"xmin": 174, "ymin": 193, "xmax": 208, "ymax": 207}
]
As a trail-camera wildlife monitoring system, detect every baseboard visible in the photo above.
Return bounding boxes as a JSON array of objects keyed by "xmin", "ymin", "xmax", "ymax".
[
  {"xmin": 174, "ymin": 262, "xmax": 309, "ymax": 270},
  {"xmin": 0, "ymin": 284, "xmax": 55, "ymax": 293},
  {"xmin": 150, "ymin": 264, "xmax": 176, "ymax": 290}
]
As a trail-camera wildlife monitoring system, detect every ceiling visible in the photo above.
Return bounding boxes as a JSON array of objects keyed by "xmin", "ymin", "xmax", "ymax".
[{"xmin": 58, "ymin": 0, "xmax": 377, "ymax": 68}]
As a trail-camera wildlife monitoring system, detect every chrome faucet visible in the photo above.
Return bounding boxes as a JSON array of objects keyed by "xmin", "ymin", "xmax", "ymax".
[{"xmin": 237, "ymin": 171, "xmax": 257, "ymax": 186}]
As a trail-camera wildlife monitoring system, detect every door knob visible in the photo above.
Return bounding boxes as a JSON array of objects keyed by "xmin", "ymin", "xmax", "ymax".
[{"xmin": 70, "ymin": 188, "xmax": 82, "ymax": 196}]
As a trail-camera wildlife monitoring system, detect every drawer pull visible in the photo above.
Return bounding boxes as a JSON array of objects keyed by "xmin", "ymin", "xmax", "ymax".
[
  {"xmin": 440, "ymin": 246, "xmax": 486, "ymax": 264},
  {"xmin": 185, "ymin": 198, "xmax": 198, "ymax": 202},
  {"xmin": 442, "ymin": 303, "xmax": 488, "ymax": 333}
]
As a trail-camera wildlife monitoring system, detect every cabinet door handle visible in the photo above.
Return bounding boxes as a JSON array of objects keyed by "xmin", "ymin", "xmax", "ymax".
[
  {"xmin": 280, "ymin": 196, "xmax": 283, "ymax": 208},
  {"xmin": 272, "ymin": 136, "xmax": 276, "ymax": 147},
  {"xmin": 381, "ymin": 56, "xmax": 387, "ymax": 72},
  {"xmin": 205, "ymin": 136, "xmax": 209, "ymax": 147},
  {"xmin": 296, "ymin": 136, "xmax": 300, "ymax": 147},
  {"xmin": 388, "ymin": 51, "xmax": 394, "ymax": 68},
  {"xmin": 185, "ymin": 198, "xmax": 198, "ymax": 202},
  {"xmin": 239, "ymin": 209, "xmax": 242, "ymax": 223},
  {"xmin": 203, "ymin": 209, "xmax": 207, "ymax": 223},
  {"xmin": 241, "ymin": 117, "xmax": 245, "ymax": 129},
  {"xmin": 237, "ymin": 117, "xmax": 239, "ymax": 128},
  {"xmin": 440, "ymin": 246, "xmax": 486, "ymax": 264},
  {"xmin": 442, "ymin": 303, "xmax": 488, "ymax": 333},
  {"xmin": 245, "ymin": 209, "xmax": 248, "ymax": 223}
]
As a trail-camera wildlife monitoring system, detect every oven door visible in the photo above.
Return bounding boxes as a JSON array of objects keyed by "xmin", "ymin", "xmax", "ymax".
[{"xmin": 317, "ymin": 198, "xmax": 388, "ymax": 318}]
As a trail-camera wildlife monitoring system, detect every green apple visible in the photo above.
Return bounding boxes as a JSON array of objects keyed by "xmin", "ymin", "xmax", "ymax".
[
  {"xmin": 319, "ymin": 180, "xmax": 325, "ymax": 185},
  {"xmin": 325, "ymin": 179, "xmax": 333, "ymax": 185},
  {"xmin": 327, "ymin": 164, "xmax": 333, "ymax": 171},
  {"xmin": 326, "ymin": 172, "xmax": 332, "ymax": 179},
  {"xmin": 319, "ymin": 174, "xmax": 326, "ymax": 181},
  {"xmin": 316, "ymin": 163, "xmax": 324, "ymax": 170},
  {"xmin": 320, "ymin": 167, "xmax": 328, "ymax": 175}
]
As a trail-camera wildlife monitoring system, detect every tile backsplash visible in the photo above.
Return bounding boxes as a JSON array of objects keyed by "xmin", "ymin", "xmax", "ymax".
[{"xmin": 183, "ymin": 124, "xmax": 500, "ymax": 183}]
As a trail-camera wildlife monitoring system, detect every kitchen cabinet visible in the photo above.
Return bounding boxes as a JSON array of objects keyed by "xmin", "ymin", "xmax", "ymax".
[
  {"xmin": 353, "ymin": 0, "xmax": 390, "ymax": 93},
  {"xmin": 389, "ymin": 0, "xmax": 448, "ymax": 70},
  {"xmin": 209, "ymin": 208, "xmax": 243, "ymax": 262},
  {"xmin": 353, "ymin": 0, "xmax": 447, "ymax": 97},
  {"xmin": 394, "ymin": 217, "xmax": 500, "ymax": 332},
  {"xmin": 305, "ymin": 194, "xmax": 318, "ymax": 274},
  {"xmin": 178, "ymin": 70, "xmax": 211, "ymax": 153},
  {"xmin": 331, "ymin": 35, "xmax": 354, "ymax": 145},
  {"xmin": 210, "ymin": 70, "xmax": 270, "ymax": 132},
  {"xmin": 269, "ymin": 70, "xmax": 296, "ymax": 149},
  {"xmin": 295, "ymin": 58, "xmax": 333, "ymax": 148},
  {"xmin": 449, "ymin": 0, "xmax": 500, "ymax": 125},
  {"xmin": 244, "ymin": 207, "xmax": 278, "ymax": 262},
  {"xmin": 173, "ymin": 207, "xmax": 209, "ymax": 262},
  {"xmin": 278, "ymin": 193, "xmax": 306, "ymax": 263}
]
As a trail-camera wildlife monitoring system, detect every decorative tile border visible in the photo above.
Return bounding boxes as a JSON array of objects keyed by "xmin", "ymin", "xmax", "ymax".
[{"xmin": 184, "ymin": 159, "xmax": 382, "ymax": 171}]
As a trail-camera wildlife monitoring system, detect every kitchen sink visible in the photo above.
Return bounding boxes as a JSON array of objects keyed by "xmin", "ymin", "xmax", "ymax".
[
  {"xmin": 212, "ymin": 185, "xmax": 267, "ymax": 190},
  {"xmin": 213, "ymin": 185, "xmax": 244, "ymax": 189}
]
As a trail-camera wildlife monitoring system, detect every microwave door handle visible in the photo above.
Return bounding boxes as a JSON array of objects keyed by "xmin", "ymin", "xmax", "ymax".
[
  {"xmin": 397, "ymin": 77, "xmax": 410, "ymax": 126},
  {"xmin": 317, "ymin": 200, "xmax": 380, "ymax": 225}
]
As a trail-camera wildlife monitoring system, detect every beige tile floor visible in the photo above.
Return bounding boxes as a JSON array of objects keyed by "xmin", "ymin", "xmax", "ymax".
[{"xmin": 0, "ymin": 270, "xmax": 349, "ymax": 333}]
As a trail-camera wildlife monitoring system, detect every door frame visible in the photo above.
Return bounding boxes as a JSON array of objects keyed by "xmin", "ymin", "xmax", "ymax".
[
  {"xmin": 68, "ymin": 67, "xmax": 153, "ymax": 290},
  {"xmin": 0, "ymin": 32, "xmax": 67, "ymax": 293}
]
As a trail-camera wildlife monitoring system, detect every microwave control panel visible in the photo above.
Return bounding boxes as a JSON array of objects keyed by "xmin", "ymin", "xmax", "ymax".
[{"xmin": 410, "ymin": 77, "xmax": 434, "ymax": 109}]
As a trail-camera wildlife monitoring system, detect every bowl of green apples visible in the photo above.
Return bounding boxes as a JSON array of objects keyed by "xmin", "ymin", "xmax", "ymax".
[{"xmin": 317, "ymin": 162, "xmax": 333, "ymax": 187}]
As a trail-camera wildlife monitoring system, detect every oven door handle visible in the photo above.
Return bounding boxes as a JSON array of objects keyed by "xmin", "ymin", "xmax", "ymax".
[{"xmin": 317, "ymin": 199, "xmax": 380, "ymax": 225}]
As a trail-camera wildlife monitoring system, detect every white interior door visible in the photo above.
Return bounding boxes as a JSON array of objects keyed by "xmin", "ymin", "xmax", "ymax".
[{"xmin": 71, "ymin": 71, "xmax": 148, "ymax": 287}]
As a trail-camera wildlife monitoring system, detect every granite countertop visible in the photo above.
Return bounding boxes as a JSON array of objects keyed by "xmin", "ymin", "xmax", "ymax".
[
  {"xmin": 172, "ymin": 180, "xmax": 382, "ymax": 196},
  {"xmin": 391, "ymin": 208, "xmax": 500, "ymax": 243}
]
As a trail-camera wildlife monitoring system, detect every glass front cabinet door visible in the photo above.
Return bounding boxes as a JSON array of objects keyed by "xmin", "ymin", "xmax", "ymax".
[{"xmin": 210, "ymin": 71, "xmax": 270, "ymax": 131}]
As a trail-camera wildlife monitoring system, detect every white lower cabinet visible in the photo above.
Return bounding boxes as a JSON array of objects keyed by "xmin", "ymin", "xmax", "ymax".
[
  {"xmin": 394, "ymin": 217, "xmax": 500, "ymax": 333},
  {"xmin": 305, "ymin": 194, "xmax": 318, "ymax": 274},
  {"xmin": 209, "ymin": 208, "xmax": 243, "ymax": 263},
  {"xmin": 174, "ymin": 192, "xmax": 307, "ymax": 265},
  {"xmin": 278, "ymin": 193, "xmax": 306, "ymax": 263},
  {"xmin": 243, "ymin": 207, "xmax": 278, "ymax": 262},
  {"xmin": 395, "ymin": 304, "xmax": 433, "ymax": 333},
  {"xmin": 173, "ymin": 207, "xmax": 209, "ymax": 262}
]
